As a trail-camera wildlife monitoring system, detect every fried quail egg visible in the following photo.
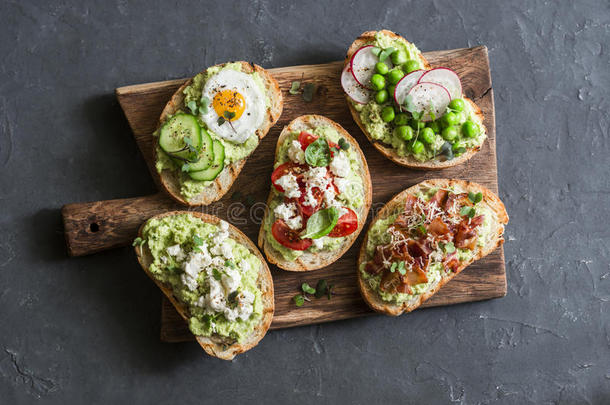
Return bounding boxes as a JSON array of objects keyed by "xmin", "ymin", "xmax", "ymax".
[{"xmin": 201, "ymin": 69, "xmax": 266, "ymax": 143}]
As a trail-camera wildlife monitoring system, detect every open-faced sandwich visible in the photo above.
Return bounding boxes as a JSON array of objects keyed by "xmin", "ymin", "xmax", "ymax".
[
  {"xmin": 134, "ymin": 211, "xmax": 274, "ymax": 360},
  {"xmin": 154, "ymin": 62, "xmax": 282, "ymax": 205},
  {"xmin": 258, "ymin": 115, "xmax": 372, "ymax": 271},
  {"xmin": 341, "ymin": 30, "xmax": 486, "ymax": 169},
  {"xmin": 358, "ymin": 179, "xmax": 508, "ymax": 315}
]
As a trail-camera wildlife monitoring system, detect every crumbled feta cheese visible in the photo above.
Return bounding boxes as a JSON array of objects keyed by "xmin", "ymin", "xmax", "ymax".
[
  {"xmin": 329, "ymin": 150, "xmax": 350, "ymax": 177},
  {"xmin": 287, "ymin": 140, "xmax": 305, "ymax": 164},
  {"xmin": 276, "ymin": 173, "xmax": 301, "ymax": 198},
  {"xmin": 166, "ymin": 244, "xmax": 186, "ymax": 261},
  {"xmin": 206, "ymin": 277, "xmax": 226, "ymax": 312},
  {"xmin": 333, "ymin": 177, "xmax": 349, "ymax": 194},
  {"xmin": 236, "ymin": 290, "xmax": 255, "ymax": 320},
  {"xmin": 312, "ymin": 237, "xmax": 325, "ymax": 249},
  {"xmin": 219, "ymin": 220, "xmax": 229, "ymax": 232},
  {"xmin": 181, "ymin": 273, "xmax": 198, "ymax": 291},
  {"xmin": 240, "ymin": 259, "xmax": 251, "ymax": 273},
  {"xmin": 303, "ymin": 166, "xmax": 329, "ymax": 188},
  {"xmin": 322, "ymin": 185, "xmax": 337, "ymax": 207},
  {"xmin": 183, "ymin": 250, "xmax": 211, "ymax": 278},
  {"xmin": 221, "ymin": 267, "xmax": 241, "ymax": 293},
  {"xmin": 274, "ymin": 202, "xmax": 302, "ymax": 230}
]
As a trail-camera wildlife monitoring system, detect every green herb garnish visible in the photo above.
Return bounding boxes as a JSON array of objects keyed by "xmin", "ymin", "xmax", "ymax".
[
  {"xmin": 193, "ymin": 235, "xmax": 204, "ymax": 246},
  {"xmin": 314, "ymin": 279, "xmax": 328, "ymax": 299},
  {"xmin": 302, "ymin": 83, "xmax": 315, "ymax": 102},
  {"xmin": 212, "ymin": 268, "xmax": 223, "ymax": 281},
  {"xmin": 378, "ymin": 46, "xmax": 396, "ymax": 63},
  {"xmin": 390, "ymin": 262, "xmax": 398, "ymax": 273},
  {"xmin": 289, "ymin": 81, "xmax": 301, "ymax": 95},
  {"xmin": 338, "ymin": 137, "xmax": 350, "ymax": 151},
  {"xmin": 370, "ymin": 47, "xmax": 381, "ymax": 57},
  {"xmin": 199, "ymin": 96, "xmax": 210, "ymax": 115},
  {"xmin": 460, "ymin": 206, "xmax": 476, "ymax": 218},
  {"xmin": 305, "ymin": 138, "xmax": 331, "ymax": 167},
  {"xmin": 302, "ymin": 283, "xmax": 316, "ymax": 294},
  {"xmin": 132, "ymin": 237, "xmax": 145, "ymax": 247},
  {"xmin": 293, "ymin": 294, "xmax": 305, "ymax": 307},
  {"xmin": 187, "ymin": 100, "xmax": 198, "ymax": 115},
  {"xmin": 397, "ymin": 261, "xmax": 406, "ymax": 275},
  {"xmin": 300, "ymin": 207, "xmax": 340, "ymax": 239},
  {"xmin": 441, "ymin": 241, "xmax": 456, "ymax": 254},
  {"xmin": 468, "ymin": 191, "xmax": 483, "ymax": 204},
  {"xmin": 227, "ymin": 290, "xmax": 239, "ymax": 305}
]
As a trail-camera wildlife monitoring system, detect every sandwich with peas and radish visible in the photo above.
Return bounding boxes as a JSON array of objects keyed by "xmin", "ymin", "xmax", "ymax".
[
  {"xmin": 341, "ymin": 30, "xmax": 486, "ymax": 169},
  {"xmin": 258, "ymin": 115, "xmax": 372, "ymax": 271},
  {"xmin": 154, "ymin": 62, "xmax": 283, "ymax": 206}
]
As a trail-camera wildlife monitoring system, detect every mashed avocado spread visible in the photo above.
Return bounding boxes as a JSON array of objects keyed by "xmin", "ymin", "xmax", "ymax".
[
  {"xmin": 360, "ymin": 186, "xmax": 496, "ymax": 304},
  {"xmin": 155, "ymin": 63, "xmax": 269, "ymax": 201},
  {"xmin": 351, "ymin": 32, "xmax": 486, "ymax": 162},
  {"xmin": 140, "ymin": 214, "xmax": 263, "ymax": 342},
  {"xmin": 265, "ymin": 126, "xmax": 365, "ymax": 261}
]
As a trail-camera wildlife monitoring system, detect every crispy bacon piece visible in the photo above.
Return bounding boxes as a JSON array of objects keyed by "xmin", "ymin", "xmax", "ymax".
[
  {"xmin": 429, "ymin": 189, "xmax": 448, "ymax": 207},
  {"xmin": 427, "ymin": 217, "xmax": 450, "ymax": 237},
  {"xmin": 455, "ymin": 215, "xmax": 484, "ymax": 249},
  {"xmin": 404, "ymin": 194, "xmax": 418, "ymax": 212},
  {"xmin": 444, "ymin": 192, "xmax": 471, "ymax": 212},
  {"xmin": 407, "ymin": 239, "xmax": 432, "ymax": 259},
  {"xmin": 443, "ymin": 251, "xmax": 460, "ymax": 272},
  {"xmin": 365, "ymin": 261, "xmax": 384, "ymax": 275}
]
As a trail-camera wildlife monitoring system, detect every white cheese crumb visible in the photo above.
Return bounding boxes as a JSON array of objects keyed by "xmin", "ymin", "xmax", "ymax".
[
  {"xmin": 221, "ymin": 267, "xmax": 241, "ymax": 293},
  {"xmin": 166, "ymin": 244, "xmax": 185, "ymax": 261},
  {"xmin": 329, "ymin": 150, "xmax": 350, "ymax": 177},
  {"xmin": 287, "ymin": 140, "xmax": 305, "ymax": 164},
  {"xmin": 333, "ymin": 177, "xmax": 349, "ymax": 194},
  {"xmin": 276, "ymin": 173, "xmax": 301, "ymax": 198},
  {"xmin": 274, "ymin": 202, "xmax": 302, "ymax": 230}
]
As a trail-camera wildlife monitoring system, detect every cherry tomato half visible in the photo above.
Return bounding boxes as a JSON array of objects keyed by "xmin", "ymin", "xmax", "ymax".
[{"xmin": 271, "ymin": 219, "xmax": 312, "ymax": 250}]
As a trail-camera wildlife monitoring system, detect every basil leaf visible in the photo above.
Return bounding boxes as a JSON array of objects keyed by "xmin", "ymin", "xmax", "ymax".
[
  {"xmin": 289, "ymin": 81, "xmax": 301, "ymax": 95},
  {"xmin": 301, "ymin": 283, "xmax": 316, "ymax": 294},
  {"xmin": 305, "ymin": 138, "xmax": 331, "ymax": 167},
  {"xmin": 300, "ymin": 207, "xmax": 340, "ymax": 239},
  {"xmin": 293, "ymin": 294, "xmax": 305, "ymax": 307}
]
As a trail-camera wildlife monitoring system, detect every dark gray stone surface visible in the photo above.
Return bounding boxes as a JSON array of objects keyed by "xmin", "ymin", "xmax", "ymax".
[{"xmin": 1, "ymin": 0, "xmax": 608, "ymax": 403}]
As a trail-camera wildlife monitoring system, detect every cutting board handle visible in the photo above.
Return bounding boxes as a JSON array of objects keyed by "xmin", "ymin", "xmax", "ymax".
[{"xmin": 61, "ymin": 193, "xmax": 178, "ymax": 256}]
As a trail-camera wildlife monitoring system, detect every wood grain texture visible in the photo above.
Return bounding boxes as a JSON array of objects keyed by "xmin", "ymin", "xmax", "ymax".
[{"xmin": 62, "ymin": 46, "xmax": 505, "ymax": 342}]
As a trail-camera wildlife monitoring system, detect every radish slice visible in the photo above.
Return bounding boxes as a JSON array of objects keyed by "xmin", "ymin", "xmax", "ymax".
[
  {"xmin": 350, "ymin": 45, "xmax": 393, "ymax": 89},
  {"xmin": 393, "ymin": 70, "xmax": 426, "ymax": 106},
  {"xmin": 406, "ymin": 82, "xmax": 451, "ymax": 122},
  {"xmin": 418, "ymin": 67, "xmax": 462, "ymax": 100},
  {"xmin": 341, "ymin": 66, "xmax": 372, "ymax": 104}
]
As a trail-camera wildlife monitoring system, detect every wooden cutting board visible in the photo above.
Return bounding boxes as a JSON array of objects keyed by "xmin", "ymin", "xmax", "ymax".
[{"xmin": 61, "ymin": 46, "xmax": 505, "ymax": 342}]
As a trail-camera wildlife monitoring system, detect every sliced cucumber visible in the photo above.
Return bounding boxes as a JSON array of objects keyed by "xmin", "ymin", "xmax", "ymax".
[
  {"xmin": 184, "ymin": 127, "xmax": 214, "ymax": 171},
  {"xmin": 159, "ymin": 114, "xmax": 202, "ymax": 161},
  {"xmin": 188, "ymin": 140, "xmax": 225, "ymax": 181}
]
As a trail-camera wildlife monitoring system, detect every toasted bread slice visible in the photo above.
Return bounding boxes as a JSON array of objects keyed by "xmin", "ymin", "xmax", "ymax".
[
  {"xmin": 344, "ymin": 30, "xmax": 486, "ymax": 169},
  {"xmin": 135, "ymin": 211, "xmax": 274, "ymax": 360},
  {"xmin": 357, "ymin": 179, "xmax": 508, "ymax": 316},
  {"xmin": 156, "ymin": 62, "xmax": 283, "ymax": 206},
  {"xmin": 258, "ymin": 115, "xmax": 373, "ymax": 271}
]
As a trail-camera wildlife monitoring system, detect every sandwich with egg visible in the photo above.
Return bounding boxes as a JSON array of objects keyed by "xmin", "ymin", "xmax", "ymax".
[
  {"xmin": 154, "ymin": 62, "xmax": 282, "ymax": 205},
  {"xmin": 134, "ymin": 211, "xmax": 274, "ymax": 360},
  {"xmin": 258, "ymin": 115, "xmax": 372, "ymax": 271}
]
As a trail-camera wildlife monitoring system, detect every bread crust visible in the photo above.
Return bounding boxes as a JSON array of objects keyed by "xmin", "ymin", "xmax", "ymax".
[
  {"xmin": 134, "ymin": 211, "xmax": 274, "ymax": 360},
  {"xmin": 357, "ymin": 179, "xmax": 508, "ymax": 316},
  {"xmin": 258, "ymin": 115, "xmax": 373, "ymax": 271},
  {"xmin": 155, "ymin": 62, "xmax": 283, "ymax": 206},
  {"xmin": 344, "ymin": 30, "xmax": 486, "ymax": 169}
]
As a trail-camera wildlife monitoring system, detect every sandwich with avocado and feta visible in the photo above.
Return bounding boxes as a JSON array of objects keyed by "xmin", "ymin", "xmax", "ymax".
[
  {"xmin": 341, "ymin": 30, "xmax": 486, "ymax": 169},
  {"xmin": 154, "ymin": 62, "xmax": 283, "ymax": 206},
  {"xmin": 258, "ymin": 115, "xmax": 372, "ymax": 271},
  {"xmin": 134, "ymin": 211, "xmax": 274, "ymax": 360},
  {"xmin": 358, "ymin": 179, "xmax": 508, "ymax": 316}
]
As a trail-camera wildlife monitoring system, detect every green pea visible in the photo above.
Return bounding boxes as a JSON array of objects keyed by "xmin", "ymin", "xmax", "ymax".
[
  {"xmin": 387, "ymin": 69, "xmax": 405, "ymax": 85},
  {"xmin": 420, "ymin": 127, "xmax": 435, "ymax": 144},
  {"xmin": 442, "ymin": 126, "xmax": 459, "ymax": 141},
  {"xmin": 441, "ymin": 112, "xmax": 459, "ymax": 128},
  {"xmin": 454, "ymin": 111, "xmax": 466, "ymax": 124},
  {"xmin": 462, "ymin": 120, "xmax": 479, "ymax": 138},
  {"xmin": 387, "ymin": 85, "xmax": 396, "ymax": 98},
  {"xmin": 411, "ymin": 140, "xmax": 424, "ymax": 154},
  {"xmin": 448, "ymin": 98, "xmax": 465, "ymax": 112},
  {"xmin": 403, "ymin": 60, "xmax": 420, "ymax": 73},
  {"xmin": 375, "ymin": 90, "xmax": 389, "ymax": 104},
  {"xmin": 390, "ymin": 50, "xmax": 408, "ymax": 65},
  {"xmin": 395, "ymin": 125, "xmax": 414, "ymax": 141},
  {"xmin": 410, "ymin": 119, "xmax": 425, "ymax": 130},
  {"xmin": 375, "ymin": 62, "xmax": 389, "ymax": 75},
  {"xmin": 370, "ymin": 74, "xmax": 386, "ymax": 91},
  {"xmin": 428, "ymin": 121, "xmax": 441, "ymax": 134},
  {"xmin": 452, "ymin": 141, "xmax": 466, "ymax": 153},
  {"xmin": 394, "ymin": 112, "xmax": 409, "ymax": 126},
  {"xmin": 381, "ymin": 106, "xmax": 396, "ymax": 122}
]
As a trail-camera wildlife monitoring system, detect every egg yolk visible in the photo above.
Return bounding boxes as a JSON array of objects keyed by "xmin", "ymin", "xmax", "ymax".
[{"xmin": 212, "ymin": 90, "xmax": 246, "ymax": 121}]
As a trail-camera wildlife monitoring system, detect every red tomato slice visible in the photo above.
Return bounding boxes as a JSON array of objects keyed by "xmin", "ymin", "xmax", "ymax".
[
  {"xmin": 271, "ymin": 162, "xmax": 306, "ymax": 192},
  {"xmin": 295, "ymin": 187, "xmax": 324, "ymax": 218},
  {"xmin": 298, "ymin": 131, "xmax": 318, "ymax": 150},
  {"xmin": 328, "ymin": 207, "xmax": 358, "ymax": 237},
  {"xmin": 271, "ymin": 219, "xmax": 312, "ymax": 250}
]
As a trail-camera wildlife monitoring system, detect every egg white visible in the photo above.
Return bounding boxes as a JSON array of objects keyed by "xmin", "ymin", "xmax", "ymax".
[{"xmin": 201, "ymin": 69, "xmax": 266, "ymax": 144}]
